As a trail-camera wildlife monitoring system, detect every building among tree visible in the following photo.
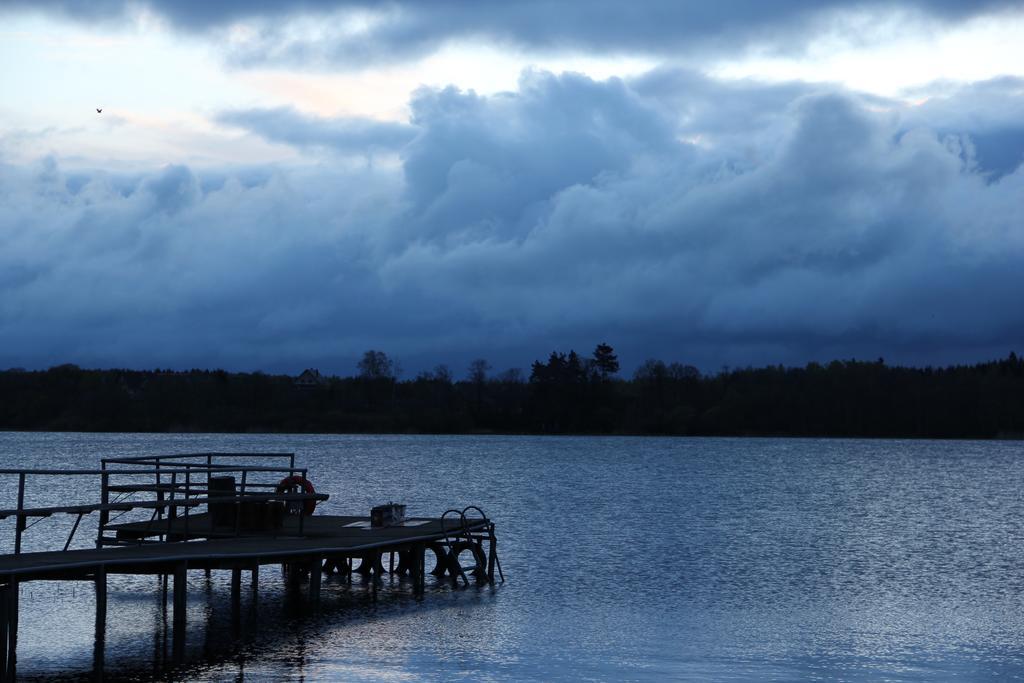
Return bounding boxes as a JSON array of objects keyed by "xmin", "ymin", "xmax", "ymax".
[{"xmin": 293, "ymin": 368, "xmax": 326, "ymax": 387}]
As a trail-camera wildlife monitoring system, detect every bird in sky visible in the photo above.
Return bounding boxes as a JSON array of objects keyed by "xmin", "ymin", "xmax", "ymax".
[{"xmin": 96, "ymin": 108, "xmax": 102, "ymax": 113}]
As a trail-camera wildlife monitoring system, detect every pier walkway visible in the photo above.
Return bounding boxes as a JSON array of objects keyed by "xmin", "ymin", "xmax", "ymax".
[
  {"xmin": 0, "ymin": 452, "xmax": 502, "ymax": 681},
  {"xmin": 0, "ymin": 514, "xmax": 488, "ymax": 578}
]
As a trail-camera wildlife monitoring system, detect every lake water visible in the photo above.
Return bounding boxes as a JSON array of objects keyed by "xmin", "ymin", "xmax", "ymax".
[{"xmin": 1, "ymin": 433, "xmax": 1024, "ymax": 681}]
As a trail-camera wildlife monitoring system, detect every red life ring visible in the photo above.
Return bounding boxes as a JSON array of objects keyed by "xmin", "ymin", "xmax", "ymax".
[{"xmin": 276, "ymin": 475, "xmax": 317, "ymax": 516}]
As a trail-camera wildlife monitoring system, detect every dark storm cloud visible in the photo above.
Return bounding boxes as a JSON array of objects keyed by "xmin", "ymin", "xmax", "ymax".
[
  {"xmin": 216, "ymin": 108, "xmax": 416, "ymax": 155},
  {"xmin": 10, "ymin": 1, "xmax": 1023, "ymax": 66},
  {"xmin": 2, "ymin": 71, "xmax": 1023, "ymax": 373}
]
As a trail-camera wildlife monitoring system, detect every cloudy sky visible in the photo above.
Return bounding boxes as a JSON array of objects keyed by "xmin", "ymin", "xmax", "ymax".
[{"xmin": 2, "ymin": 1, "xmax": 1023, "ymax": 377}]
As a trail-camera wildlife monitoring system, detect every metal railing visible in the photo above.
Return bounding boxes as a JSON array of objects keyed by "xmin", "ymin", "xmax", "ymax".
[
  {"xmin": 438, "ymin": 505, "xmax": 503, "ymax": 585},
  {"xmin": 0, "ymin": 453, "xmax": 324, "ymax": 555}
]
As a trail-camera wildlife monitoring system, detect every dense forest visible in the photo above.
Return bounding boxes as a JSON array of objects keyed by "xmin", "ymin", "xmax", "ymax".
[{"xmin": 2, "ymin": 346, "xmax": 1024, "ymax": 438}]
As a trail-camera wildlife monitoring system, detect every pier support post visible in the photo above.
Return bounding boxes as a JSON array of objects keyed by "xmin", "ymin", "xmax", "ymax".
[
  {"xmin": 414, "ymin": 543, "xmax": 426, "ymax": 594},
  {"xmin": 94, "ymin": 567, "xmax": 107, "ymax": 678},
  {"xmin": 172, "ymin": 562, "xmax": 187, "ymax": 663},
  {"xmin": 94, "ymin": 565, "xmax": 107, "ymax": 643},
  {"xmin": 4, "ymin": 579, "xmax": 17, "ymax": 682},
  {"xmin": 308, "ymin": 558, "xmax": 321, "ymax": 604},
  {"xmin": 95, "ymin": 566, "xmax": 107, "ymax": 631},
  {"xmin": 0, "ymin": 585, "xmax": 8, "ymax": 680},
  {"xmin": 230, "ymin": 568, "xmax": 241, "ymax": 606},
  {"xmin": 251, "ymin": 564, "xmax": 259, "ymax": 595},
  {"xmin": 173, "ymin": 563, "xmax": 187, "ymax": 624},
  {"xmin": 285, "ymin": 563, "xmax": 303, "ymax": 589},
  {"xmin": 230, "ymin": 566, "xmax": 243, "ymax": 637}
]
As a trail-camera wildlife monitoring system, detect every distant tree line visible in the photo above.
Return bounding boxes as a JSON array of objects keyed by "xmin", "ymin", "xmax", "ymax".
[{"xmin": 2, "ymin": 347, "xmax": 1024, "ymax": 438}]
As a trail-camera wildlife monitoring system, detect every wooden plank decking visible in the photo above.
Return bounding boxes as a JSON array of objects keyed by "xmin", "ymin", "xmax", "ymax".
[{"xmin": 0, "ymin": 514, "xmax": 483, "ymax": 579}]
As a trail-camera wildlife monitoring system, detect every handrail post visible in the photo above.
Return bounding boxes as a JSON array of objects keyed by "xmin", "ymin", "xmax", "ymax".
[
  {"xmin": 156, "ymin": 461, "xmax": 163, "ymax": 523},
  {"xmin": 234, "ymin": 470, "xmax": 248, "ymax": 537},
  {"xmin": 156, "ymin": 487, "xmax": 165, "ymax": 543},
  {"xmin": 183, "ymin": 469, "xmax": 191, "ymax": 540},
  {"xmin": 14, "ymin": 473, "xmax": 26, "ymax": 555},
  {"xmin": 167, "ymin": 471, "xmax": 178, "ymax": 543},
  {"xmin": 298, "ymin": 468, "xmax": 307, "ymax": 537},
  {"xmin": 169, "ymin": 472, "xmax": 177, "ymax": 520},
  {"xmin": 97, "ymin": 464, "xmax": 109, "ymax": 548}
]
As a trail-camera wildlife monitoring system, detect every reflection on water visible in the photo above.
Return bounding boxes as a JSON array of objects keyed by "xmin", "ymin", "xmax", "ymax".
[
  {"xmin": 18, "ymin": 569, "xmax": 502, "ymax": 682},
  {"xmin": 3, "ymin": 433, "xmax": 1024, "ymax": 680}
]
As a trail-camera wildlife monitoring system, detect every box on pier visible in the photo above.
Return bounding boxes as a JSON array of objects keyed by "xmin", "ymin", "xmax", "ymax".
[{"xmin": 370, "ymin": 502, "xmax": 406, "ymax": 527}]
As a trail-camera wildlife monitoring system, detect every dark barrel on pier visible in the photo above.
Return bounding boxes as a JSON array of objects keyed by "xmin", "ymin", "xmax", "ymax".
[{"xmin": 209, "ymin": 476, "xmax": 236, "ymax": 527}]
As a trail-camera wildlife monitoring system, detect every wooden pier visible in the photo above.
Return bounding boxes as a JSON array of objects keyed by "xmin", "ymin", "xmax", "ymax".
[{"xmin": 0, "ymin": 453, "xmax": 502, "ymax": 680}]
